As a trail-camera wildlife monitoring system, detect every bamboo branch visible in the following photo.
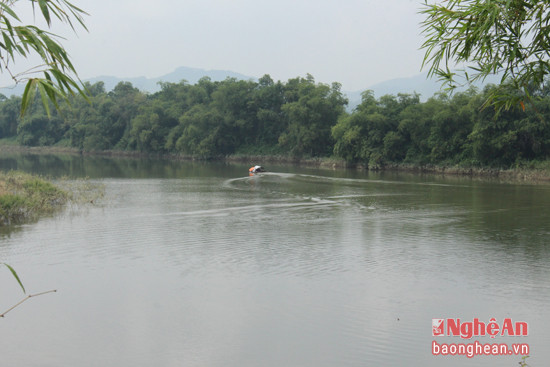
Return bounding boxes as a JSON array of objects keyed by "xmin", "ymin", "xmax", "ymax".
[{"xmin": 0, "ymin": 289, "xmax": 57, "ymax": 318}]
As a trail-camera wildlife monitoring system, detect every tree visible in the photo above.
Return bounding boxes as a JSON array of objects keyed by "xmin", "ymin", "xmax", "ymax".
[
  {"xmin": 253, "ymin": 78, "xmax": 286, "ymax": 148},
  {"xmin": 0, "ymin": 0, "xmax": 88, "ymax": 116},
  {"xmin": 421, "ymin": 0, "xmax": 550, "ymax": 111},
  {"xmin": 279, "ymin": 76, "xmax": 347, "ymax": 157},
  {"xmin": 0, "ymin": 95, "xmax": 21, "ymax": 137}
]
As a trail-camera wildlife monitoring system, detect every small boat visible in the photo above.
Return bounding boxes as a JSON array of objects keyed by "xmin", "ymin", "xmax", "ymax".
[{"xmin": 249, "ymin": 165, "xmax": 266, "ymax": 174}]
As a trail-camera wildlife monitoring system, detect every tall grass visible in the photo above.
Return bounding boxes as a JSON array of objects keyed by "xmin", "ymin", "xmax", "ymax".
[{"xmin": 0, "ymin": 171, "xmax": 69, "ymax": 226}]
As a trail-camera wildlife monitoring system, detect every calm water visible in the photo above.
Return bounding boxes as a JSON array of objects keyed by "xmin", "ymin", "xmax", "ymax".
[{"xmin": 1, "ymin": 153, "xmax": 549, "ymax": 367}]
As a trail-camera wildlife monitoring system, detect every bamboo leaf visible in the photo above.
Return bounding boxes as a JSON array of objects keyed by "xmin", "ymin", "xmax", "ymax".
[
  {"xmin": 21, "ymin": 79, "xmax": 38, "ymax": 117},
  {"xmin": 38, "ymin": 0, "xmax": 52, "ymax": 26},
  {"xmin": 0, "ymin": 2, "xmax": 21, "ymax": 21},
  {"xmin": 2, "ymin": 32, "xmax": 14, "ymax": 58},
  {"xmin": 1, "ymin": 0, "xmax": 88, "ymax": 115},
  {"xmin": 37, "ymin": 81, "xmax": 52, "ymax": 117},
  {"xmin": 3, "ymin": 263, "xmax": 25, "ymax": 294}
]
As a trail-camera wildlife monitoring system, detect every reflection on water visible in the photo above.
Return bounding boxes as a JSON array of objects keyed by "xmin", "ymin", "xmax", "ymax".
[{"xmin": 1, "ymin": 153, "xmax": 549, "ymax": 367}]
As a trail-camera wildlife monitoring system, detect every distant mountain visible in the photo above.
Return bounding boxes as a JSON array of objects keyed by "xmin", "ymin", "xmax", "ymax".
[
  {"xmin": 345, "ymin": 72, "xmax": 504, "ymax": 111},
  {"xmin": 0, "ymin": 83, "xmax": 25, "ymax": 98},
  {"xmin": 85, "ymin": 66, "xmax": 257, "ymax": 93},
  {"xmin": 344, "ymin": 72, "xmax": 443, "ymax": 111},
  {"xmin": 0, "ymin": 66, "xmax": 257, "ymax": 97},
  {"xmin": 369, "ymin": 72, "xmax": 445, "ymax": 100},
  {"xmin": 1, "ymin": 66, "xmax": 503, "ymax": 112}
]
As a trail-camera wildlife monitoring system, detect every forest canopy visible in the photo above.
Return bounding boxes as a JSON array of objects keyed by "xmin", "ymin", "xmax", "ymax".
[{"xmin": 1, "ymin": 74, "xmax": 550, "ymax": 169}]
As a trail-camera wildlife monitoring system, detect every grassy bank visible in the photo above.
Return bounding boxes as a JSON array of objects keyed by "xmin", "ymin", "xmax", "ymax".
[
  {"xmin": 0, "ymin": 171, "xmax": 69, "ymax": 226},
  {"xmin": 366, "ymin": 161, "xmax": 550, "ymax": 182}
]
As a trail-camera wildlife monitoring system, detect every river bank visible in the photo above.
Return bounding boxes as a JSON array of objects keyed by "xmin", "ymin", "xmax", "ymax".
[{"xmin": 1, "ymin": 143, "xmax": 550, "ymax": 183}]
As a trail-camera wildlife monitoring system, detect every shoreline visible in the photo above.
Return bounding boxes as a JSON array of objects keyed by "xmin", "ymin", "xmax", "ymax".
[
  {"xmin": 226, "ymin": 154, "xmax": 550, "ymax": 183},
  {"xmin": 1, "ymin": 144, "xmax": 550, "ymax": 183}
]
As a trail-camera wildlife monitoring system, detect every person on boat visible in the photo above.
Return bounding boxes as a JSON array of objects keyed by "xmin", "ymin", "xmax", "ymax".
[{"xmin": 249, "ymin": 165, "xmax": 265, "ymax": 173}]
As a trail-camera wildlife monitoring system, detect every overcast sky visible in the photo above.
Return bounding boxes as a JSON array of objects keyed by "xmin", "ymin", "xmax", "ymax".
[{"xmin": 9, "ymin": 0, "xmax": 429, "ymax": 92}]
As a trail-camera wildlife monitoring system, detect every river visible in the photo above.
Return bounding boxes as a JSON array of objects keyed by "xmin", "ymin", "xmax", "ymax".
[{"xmin": 0, "ymin": 153, "xmax": 548, "ymax": 367}]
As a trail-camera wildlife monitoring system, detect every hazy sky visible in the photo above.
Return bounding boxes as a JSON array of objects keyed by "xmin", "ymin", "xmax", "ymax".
[{"xmin": 10, "ymin": 0, "xmax": 429, "ymax": 92}]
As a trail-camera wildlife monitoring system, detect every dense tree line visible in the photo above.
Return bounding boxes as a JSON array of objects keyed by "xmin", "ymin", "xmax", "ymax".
[
  {"xmin": 1, "ymin": 74, "xmax": 550, "ymax": 169},
  {"xmin": 332, "ymin": 84, "xmax": 550, "ymax": 168}
]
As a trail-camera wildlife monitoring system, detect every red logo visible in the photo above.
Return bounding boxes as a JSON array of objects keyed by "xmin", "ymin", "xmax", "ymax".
[{"xmin": 433, "ymin": 319, "xmax": 444, "ymax": 336}]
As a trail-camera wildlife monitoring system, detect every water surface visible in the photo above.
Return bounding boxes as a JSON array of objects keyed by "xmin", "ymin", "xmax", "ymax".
[{"xmin": 1, "ymin": 154, "xmax": 548, "ymax": 366}]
